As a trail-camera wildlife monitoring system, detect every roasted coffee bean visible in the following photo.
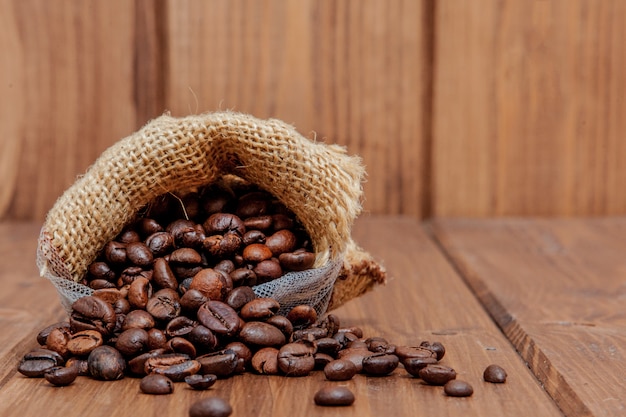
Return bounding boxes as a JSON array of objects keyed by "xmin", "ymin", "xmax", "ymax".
[
  {"xmin": 146, "ymin": 288, "xmax": 181, "ymax": 321},
  {"xmin": 265, "ymin": 230, "xmax": 297, "ymax": 256},
  {"xmin": 235, "ymin": 191, "xmax": 269, "ymax": 218},
  {"xmin": 92, "ymin": 288, "xmax": 124, "ymax": 305},
  {"xmin": 88, "ymin": 261, "xmax": 116, "ymax": 281},
  {"xmin": 395, "ymin": 345, "xmax": 438, "ymax": 362},
  {"xmin": 420, "ymin": 341, "xmax": 446, "ymax": 361},
  {"xmin": 167, "ymin": 337, "xmax": 197, "ymax": 357},
  {"xmin": 197, "ymin": 301, "xmax": 241, "ymax": 337},
  {"xmin": 126, "ymin": 241, "xmax": 154, "ymax": 267},
  {"xmin": 265, "ymin": 315, "xmax": 293, "ymax": 339},
  {"xmin": 242, "ymin": 243, "xmax": 272, "ymax": 263},
  {"xmin": 119, "ymin": 227, "xmax": 141, "ymax": 243},
  {"xmin": 239, "ymin": 298, "xmax": 280, "ymax": 321},
  {"xmin": 225, "ymin": 286, "xmax": 257, "ymax": 311},
  {"xmin": 286, "ymin": 305, "xmax": 317, "ymax": 328},
  {"xmin": 185, "ymin": 373, "xmax": 218, "ymax": 390},
  {"xmin": 338, "ymin": 326, "xmax": 364, "ymax": 338},
  {"xmin": 140, "ymin": 374, "xmax": 174, "ymax": 395},
  {"xmin": 315, "ymin": 337, "xmax": 341, "ymax": 356},
  {"xmin": 314, "ymin": 386, "xmax": 355, "ymax": 407},
  {"xmin": 366, "ymin": 337, "xmax": 389, "ymax": 353},
  {"xmin": 89, "ymin": 279, "xmax": 117, "ymax": 289},
  {"xmin": 144, "ymin": 353, "xmax": 191, "ymax": 374},
  {"xmin": 238, "ymin": 322, "xmax": 286, "ymax": 347},
  {"xmin": 113, "ymin": 298, "xmax": 131, "ymax": 315},
  {"xmin": 67, "ymin": 330, "xmax": 104, "ymax": 356},
  {"xmin": 244, "ymin": 215, "xmax": 273, "ymax": 231},
  {"xmin": 229, "ymin": 268, "xmax": 257, "ymax": 287},
  {"xmin": 253, "ymin": 259, "xmax": 283, "ymax": 283},
  {"xmin": 44, "ymin": 366, "xmax": 79, "ymax": 386},
  {"xmin": 104, "ymin": 241, "xmax": 127, "ymax": 265},
  {"xmin": 444, "ymin": 379, "xmax": 474, "ymax": 397},
  {"xmin": 169, "ymin": 247, "xmax": 203, "ymax": 265},
  {"xmin": 128, "ymin": 277, "xmax": 153, "ymax": 310},
  {"xmin": 118, "ymin": 266, "xmax": 152, "ymax": 286},
  {"xmin": 403, "ymin": 356, "xmax": 438, "ymax": 376},
  {"xmin": 189, "ymin": 396, "xmax": 233, "ymax": 417},
  {"xmin": 128, "ymin": 349, "xmax": 167, "ymax": 376},
  {"xmin": 250, "ymin": 347, "xmax": 279, "ymax": 375},
  {"xmin": 277, "ymin": 342, "xmax": 316, "ymax": 377},
  {"xmin": 37, "ymin": 321, "xmax": 70, "ymax": 346},
  {"xmin": 165, "ymin": 316, "xmax": 196, "ymax": 338},
  {"xmin": 204, "ymin": 232, "xmax": 242, "ymax": 258},
  {"xmin": 180, "ymin": 289, "xmax": 209, "ymax": 313},
  {"xmin": 348, "ymin": 340, "xmax": 368, "ymax": 350},
  {"xmin": 70, "ymin": 295, "xmax": 116, "ymax": 336},
  {"xmin": 336, "ymin": 348, "xmax": 373, "ymax": 372},
  {"xmin": 18, "ymin": 349, "xmax": 64, "ymax": 377},
  {"xmin": 418, "ymin": 364, "xmax": 457, "ymax": 385},
  {"xmin": 324, "ymin": 359, "xmax": 358, "ymax": 381},
  {"xmin": 190, "ymin": 269, "xmax": 230, "ymax": 301},
  {"xmin": 88, "ymin": 345, "xmax": 126, "ymax": 380},
  {"xmin": 213, "ymin": 259, "xmax": 235, "ymax": 274},
  {"xmin": 483, "ymin": 364, "xmax": 507, "ymax": 383},
  {"xmin": 225, "ymin": 342, "xmax": 252, "ymax": 367},
  {"xmin": 278, "ymin": 251, "xmax": 315, "ymax": 271},
  {"xmin": 242, "ymin": 230, "xmax": 266, "ymax": 246},
  {"xmin": 152, "ymin": 359, "xmax": 201, "ymax": 382},
  {"xmin": 122, "ymin": 310, "xmax": 155, "ymax": 330},
  {"xmin": 187, "ymin": 325, "xmax": 218, "ymax": 352},
  {"xmin": 314, "ymin": 353, "xmax": 334, "ymax": 369},
  {"xmin": 362, "ymin": 353, "xmax": 399, "ymax": 376},
  {"xmin": 66, "ymin": 357, "xmax": 90, "ymax": 376},
  {"xmin": 115, "ymin": 328, "xmax": 149, "ymax": 357},
  {"xmin": 45, "ymin": 327, "xmax": 71, "ymax": 358},
  {"xmin": 138, "ymin": 218, "xmax": 164, "ymax": 237},
  {"xmin": 203, "ymin": 213, "xmax": 245, "ymax": 237},
  {"xmin": 152, "ymin": 258, "xmax": 178, "ymax": 290},
  {"xmin": 196, "ymin": 349, "xmax": 238, "ymax": 378},
  {"xmin": 146, "ymin": 328, "xmax": 167, "ymax": 350},
  {"xmin": 167, "ymin": 219, "xmax": 200, "ymax": 246},
  {"xmin": 318, "ymin": 314, "xmax": 340, "ymax": 336},
  {"xmin": 291, "ymin": 326, "xmax": 328, "ymax": 342}
]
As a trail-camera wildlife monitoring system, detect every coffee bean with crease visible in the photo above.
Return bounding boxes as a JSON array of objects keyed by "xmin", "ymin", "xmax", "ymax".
[
  {"xmin": 242, "ymin": 230, "xmax": 266, "ymax": 246},
  {"xmin": 239, "ymin": 321, "xmax": 286, "ymax": 347},
  {"xmin": 44, "ymin": 366, "xmax": 79, "ymax": 386},
  {"xmin": 286, "ymin": 305, "xmax": 317, "ymax": 328},
  {"xmin": 118, "ymin": 266, "xmax": 152, "ymax": 286},
  {"xmin": 115, "ymin": 328, "xmax": 149, "ymax": 357},
  {"xmin": 239, "ymin": 298, "xmax": 280, "ymax": 321},
  {"xmin": 152, "ymin": 258, "xmax": 178, "ymax": 290},
  {"xmin": 420, "ymin": 341, "xmax": 446, "ymax": 361},
  {"xmin": 140, "ymin": 374, "xmax": 174, "ymax": 395},
  {"xmin": 203, "ymin": 213, "xmax": 245, "ymax": 236},
  {"xmin": 152, "ymin": 359, "xmax": 201, "ymax": 382},
  {"xmin": 251, "ymin": 347, "xmax": 279, "ymax": 375},
  {"xmin": 324, "ymin": 359, "xmax": 358, "ymax": 381},
  {"xmin": 362, "ymin": 353, "xmax": 399, "ymax": 376},
  {"xmin": 167, "ymin": 337, "xmax": 197, "ymax": 358},
  {"xmin": 196, "ymin": 349, "xmax": 238, "ymax": 378},
  {"xmin": 88, "ymin": 345, "xmax": 126, "ymax": 380},
  {"xmin": 180, "ymin": 288, "xmax": 208, "ymax": 314},
  {"xmin": 146, "ymin": 288, "xmax": 181, "ymax": 321},
  {"xmin": 277, "ymin": 342, "xmax": 316, "ymax": 377},
  {"xmin": 122, "ymin": 310, "xmax": 155, "ymax": 331},
  {"xmin": 419, "ymin": 364, "xmax": 457, "ymax": 385},
  {"xmin": 70, "ymin": 295, "xmax": 117, "ymax": 337},
  {"xmin": 197, "ymin": 301, "xmax": 241, "ymax": 337},
  {"xmin": 126, "ymin": 241, "xmax": 154, "ymax": 267},
  {"xmin": 128, "ymin": 277, "xmax": 153, "ymax": 310},
  {"xmin": 187, "ymin": 325, "xmax": 218, "ymax": 353},
  {"xmin": 185, "ymin": 374, "xmax": 217, "ymax": 390},
  {"xmin": 67, "ymin": 330, "xmax": 104, "ymax": 356},
  {"xmin": 18, "ymin": 348, "xmax": 64, "ymax": 377},
  {"xmin": 165, "ymin": 316, "xmax": 196, "ymax": 338},
  {"xmin": 225, "ymin": 286, "xmax": 257, "ymax": 311}
]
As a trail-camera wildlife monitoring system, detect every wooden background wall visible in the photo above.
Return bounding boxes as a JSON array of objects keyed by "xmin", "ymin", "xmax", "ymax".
[{"xmin": 1, "ymin": 0, "xmax": 625, "ymax": 222}]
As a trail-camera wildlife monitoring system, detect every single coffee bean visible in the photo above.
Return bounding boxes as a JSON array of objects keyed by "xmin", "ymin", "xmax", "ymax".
[
  {"xmin": 286, "ymin": 305, "xmax": 317, "ymax": 328},
  {"xmin": 152, "ymin": 359, "xmax": 201, "ymax": 382},
  {"xmin": 140, "ymin": 374, "xmax": 174, "ymax": 395},
  {"xmin": 239, "ymin": 298, "xmax": 280, "ymax": 321},
  {"xmin": 45, "ymin": 327, "xmax": 71, "ymax": 358},
  {"xmin": 118, "ymin": 227, "xmax": 141, "ymax": 243},
  {"xmin": 251, "ymin": 347, "xmax": 279, "ymax": 375},
  {"xmin": 190, "ymin": 269, "xmax": 230, "ymax": 301},
  {"xmin": 362, "ymin": 353, "xmax": 399, "ymax": 376},
  {"xmin": 196, "ymin": 349, "xmax": 238, "ymax": 378},
  {"xmin": 189, "ymin": 396, "xmax": 233, "ymax": 417},
  {"xmin": 277, "ymin": 342, "xmax": 316, "ymax": 377},
  {"xmin": 70, "ymin": 295, "xmax": 116, "ymax": 337},
  {"xmin": 89, "ymin": 279, "xmax": 117, "ymax": 289},
  {"xmin": 315, "ymin": 337, "xmax": 342, "ymax": 356},
  {"xmin": 225, "ymin": 286, "xmax": 257, "ymax": 311},
  {"xmin": 37, "ymin": 321, "xmax": 70, "ymax": 346},
  {"xmin": 165, "ymin": 316, "xmax": 196, "ymax": 338},
  {"xmin": 66, "ymin": 357, "xmax": 90, "ymax": 376},
  {"xmin": 203, "ymin": 212, "xmax": 245, "ymax": 236},
  {"xmin": 242, "ymin": 230, "xmax": 266, "ymax": 246},
  {"xmin": 242, "ymin": 243, "xmax": 273, "ymax": 263},
  {"xmin": 403, "ymin": 356, "xmax": 438, "ymax": 376},
  {"xmin": 214, "ymin": 259, "xmax": 235, "ymax": 274},
  {"xmin": 67, "ymin": 329, "xmax": 104, "ymax": 356},
  {"xmin": 118, "ymin": 266, "xmax": 152, "ymax": 286},
  {"xmin": 146, "ymin": 288, "xmax": 181, "ymax": 321},
  {"xmin": 483, "ymin": 364, "xmax": 507, "ymax": 383},
  {"xmin": 145, "ymin": 232, "xmax": 175, "ymax": 257},
  {"xmin": 115, "ymin": 328, "xmax": 149, "ymax": 357},
  {"xmin": 152, "ymin": 258, "xmax": 178, "ymax": 290},
  {"xmin": 244, "ymin": 215, "xmax": 273, "ymax": 231},
  {"xmin": 126, "ymin": 241, "xmax": 154, "ymax": 267},
  {"xmin": 18, "ymin": 349, "xmax": 64, "ymax": 377},
  {"xmin": 324, "ymin": 359, "xmax": 358, "ymax": 381},
  {"xmin": 185, "ymin": 373, "xmax": 218, "ymax": 390},
  {"xmin": 418, "ymin": 364, "xmax": 457, "ymax": 385},
  {"xmin": 314, "ymin": 386, "xmax": 355, "ymax": 407},
  {"xmin": 167, "ymin": 337, "xmax": 197, "ymax": 358},
  {"xmin": 197, "ymin": 301, "xmax": 241, "ymax": 337},
  {"xmin": 395, "ymin": 345, "xmax": 438, "ymax": 362},
  {"xmin": 144, "ymin": 353, "xmax": 191, "ymax": 374},
  {"xmin": 44, "ymin": 366, "xmax": 79, "ymax": 386},
  {"xmin": 167, "ymin": 219, "xmax": 200, "ymax": 246},
  {"xmin": 88, "ymin": 261, "xmax": 116, "ymax": 281},
  {"xmin": 146, "ymin": 328, "xmax": 168, "ymax": 350},
  {"xmin": 278, "ymin": 251, "xmax": 315, "ymax": 271},
  {"xmin": 104, "ymin": 241, "xmax": 127, "ymax": 265},
  {"xmin": 180, "ymin": 289, "xmax": 209, "ymax": 313},
  {"xmin": 187, "ymin": 325, "xmax": 218, "ymax": 352},
  {"xmin": 238, "ymin": 322, "xmax": 286, "ymax": 347},
  {"xmin": 235, "ymin": 191, "xmax": 270, "ymax": 218},
  {"xmin": 128, "ymin": 277, "xmax": 153, "ymax": 310},
  {"xmin": 444, "ymin": 379, "xmax": 474, "ymax": 397},
  {"xmin": 265, "ymin": 315, "xmax": 293, "ymax": 339},
  {"xmin": 122, "ymin": 310, "xmax": 155, "ymax": 331},
  {"xmin": 138, "ymin": 218, "xmax": 164, "ymax": 236},
  {"xmin": 420, "ymin": 341, "xmax": 446, "ymax": 361},
  {"xmin": 88, "ymin": 345, "xmax": 126, "ymax": 380},
  {"xmin": 169, "ymin": 247, "xmax": 203, "ymax": 265},
  {"xmin": 265, "ymin": 229, "xmax": 297, "ymax": 256},
  {"xmin": 252, "ymin": 259, "xmax": 283, "ymax": 283}
]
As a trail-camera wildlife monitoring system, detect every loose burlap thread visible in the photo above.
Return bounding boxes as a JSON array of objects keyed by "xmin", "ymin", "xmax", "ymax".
[{"xmin": 37, "ymin": 111, "xmax": 386, "ymax": 315}]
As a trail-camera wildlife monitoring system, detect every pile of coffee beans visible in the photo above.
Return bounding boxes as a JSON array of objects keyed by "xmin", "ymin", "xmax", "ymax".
[{"xmin": 18, "ymin": 183, "xmax": 508, "ymax": 415}]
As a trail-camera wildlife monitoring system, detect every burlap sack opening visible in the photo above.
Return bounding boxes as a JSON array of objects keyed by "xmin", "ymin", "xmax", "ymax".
[{"xmin": 37, "ymin": 111, "xmax": 386, "ymax": 315}]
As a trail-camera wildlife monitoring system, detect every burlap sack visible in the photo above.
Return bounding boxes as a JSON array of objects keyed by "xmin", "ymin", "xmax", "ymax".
[{"xmin": 37, "ymin": 111, "xmax": 386, "ymax": 315}]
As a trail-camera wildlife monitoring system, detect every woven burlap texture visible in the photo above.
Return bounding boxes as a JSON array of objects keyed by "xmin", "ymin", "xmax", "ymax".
[{"xmin": 38, "ymin": 111, "xmax": 386, "ymax": 312}]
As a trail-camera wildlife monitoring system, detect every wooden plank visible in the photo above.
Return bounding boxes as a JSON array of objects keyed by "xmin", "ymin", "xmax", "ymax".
[
  {"xmin": 432, "ymin": 218, "xmax": 626, "ymax": 416},
  {"xmin": 164, "ymin": 0, "xmax": 428, "ymax": 217},
  {"xmin": 432, "ymin": 0, "xmax": 626, "ymax": 217},
  {"xmin": 0, "ymin": 218, "xmax": 562, "ymax": 416},
  {"xmin": 0, "ymin": 0, "xmax": 162, "ymax": 222}
]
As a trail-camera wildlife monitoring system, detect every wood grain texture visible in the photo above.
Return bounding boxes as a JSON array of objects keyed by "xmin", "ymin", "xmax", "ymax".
[
  {"xmin": 0, "ymin": 0, "xmax": 163, "ymax": 222},
  {"xmin": 432, "ymin": 0, "xmax": 626, "ymax": 217},
  {"xmin": 432, "ymin": 218, "xmax": 626, "ymax": 416},
  {"xmin": 0, "ymin": 218, "xmax": 562, "ymax": 417},
  {"xmin": 164, "ymin": 0, "xmax": 428, "ymax": 217}
]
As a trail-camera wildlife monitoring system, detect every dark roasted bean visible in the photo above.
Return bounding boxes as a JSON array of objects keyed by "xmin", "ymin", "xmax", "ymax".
[
  {"xmin": 18, "ymin": 349, "xmax": 64, "ymax": 377},
  {"xmin": 189, "ymin": 397, "xmax": 233, "ymax": 417},
  {"xmin": 324, "ymin": 359, "xmax": 358, "ymax": 381},
  {"xmin": 67, "ymin": 330, "xmax": 104, "ymax": 356},
  {"xmin": 197, "ymin": 301, "xmax": 241, "ymax": 337},
  {"xmin": 140, "ymin": 374, "xmax": 174, "ymax": 395},
  {"xmin": 362, "ymin": 353, "xmax": 399, "ymax": 376},
  {"xmin": 185, "ymin": 374, "xmax": 217, "ymax": 390},
  {"xmin": 444, "ymin": 380, "xmax": 474, "ymax": 397},
  {"xmin": 88, "ymin": 345, "xmax": 126, "ymax": 380},
  {"xmin": 146, "ymin": 288, "xmax": 181, "ymax": 321},
  {"xmin": 196, "ymin": 350, "xmax": 238, "ymax": 378},
  {"xmin": 115, "ymin": 328, "xmax": 149, "ymax": 357},
  {"xmin": 314, "ymin": 386, "xmax": 355, "ymax": 407},
  {"xmin": 286, "ymin": 305, "xmax": 317, "ymax": 328},
  {"xmin": 419, "ymin": 364, "xmax": 457, "ymax": 386},
  {"xmin": 277, "ymin": 342, "xmax": 316, "ymax": 377},
  {"xmin": 239, "ymin": 298, "xmax": 280, "ymax": 321},
  {"xmin": 44, "ymin": 366, "xmax": 79, "ymax": 386},
  {"xmin": 238, "ymin": 322, "xmax": 286, "ymax": 347},
  {"xmin": 70, "ymin": 296, "xmax": 117, "ymax": 337},
  {"xmin": 250, "ymin": 347, "xmax": 279, "ymax": 375},
  {"xmin": 483, "ymin": 364, "xmax": 507, "ymax": 383},
  {"xmin": 420, "ymin": 341, "xmax": 446, "ymax": 361}
]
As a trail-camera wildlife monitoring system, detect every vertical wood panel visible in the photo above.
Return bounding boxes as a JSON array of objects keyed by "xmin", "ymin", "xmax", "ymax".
[
  {"xmin": 164, "ymin": 0, "xmax": 427, "ymax": 216},
  {"xmin": 433, "ymin": 0, "xmax": 626, "ymax": 217},
  {"xmin": 0, "ymin": 0, "xmax": 162, "ymax": 221}
]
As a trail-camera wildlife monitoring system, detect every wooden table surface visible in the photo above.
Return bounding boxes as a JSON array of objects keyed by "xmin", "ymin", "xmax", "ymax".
[{"xmin": 1, "ymin": 216, "xmax": 624, "ymax": 416}]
